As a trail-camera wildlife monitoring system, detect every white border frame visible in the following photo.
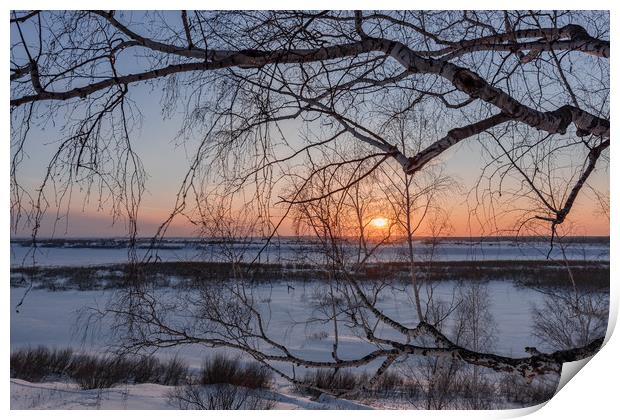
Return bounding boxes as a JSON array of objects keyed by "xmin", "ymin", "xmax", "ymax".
[{"xmin": 3, "ymin": 2, "xmax": 616, "ymax": 418}]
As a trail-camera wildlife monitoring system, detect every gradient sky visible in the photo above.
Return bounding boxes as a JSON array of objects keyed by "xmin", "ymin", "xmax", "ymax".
[
  {"xmin": 12, "ymin": 86, "xmax": 609, "ymax": 238},
  {"xmin": 10, "ymin": 12, "xmax": 610, "ymax": 238}
]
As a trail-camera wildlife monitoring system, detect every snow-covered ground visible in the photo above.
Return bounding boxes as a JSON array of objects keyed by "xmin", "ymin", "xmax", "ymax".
[
  {"xmin": 10, "ymin": 379, "xmax": 373, "ymax": 410},
  {"xmin": 10, "ymin": 379, "xmax": 177, "ymax": 410}
]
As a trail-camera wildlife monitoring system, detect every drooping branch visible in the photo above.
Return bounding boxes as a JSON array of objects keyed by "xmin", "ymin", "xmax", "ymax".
[
  {"xmin": 106, "ymin": 286, "xmax": 603, "ymax": 380},
  {"xmin": 11, "ymin": 23, "xmax": 610, "ymax": 140},
  {"xmin": 536, "ymin": 139, "xmax": 610, "ymax": 225}
]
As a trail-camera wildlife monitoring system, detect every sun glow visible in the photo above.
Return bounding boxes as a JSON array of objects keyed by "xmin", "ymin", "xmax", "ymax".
[{"xmin": 370, "ymin": 217, "xmax": 389, "ymax": 229}]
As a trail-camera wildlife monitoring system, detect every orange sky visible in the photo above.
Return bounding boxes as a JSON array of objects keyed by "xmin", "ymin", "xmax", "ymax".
[
  {"xmin": 12, "ymin": 83, "xmax": 609, "ymax": 239},
  {"xmin": 13, "ymin": 190, "xmax": 609, "ymax": 238}
]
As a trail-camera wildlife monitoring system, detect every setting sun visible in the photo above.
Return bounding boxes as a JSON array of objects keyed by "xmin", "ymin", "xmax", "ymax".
[{"xmin": 370, "ymin": 217, "xmax": 389, "ymax": 229}]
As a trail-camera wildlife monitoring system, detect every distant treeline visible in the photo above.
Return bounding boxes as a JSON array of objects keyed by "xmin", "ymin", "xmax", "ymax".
[
  {"xmin": 10, "ymin": 260, "xmax": 609, "ymax": 292},
  {"xmin": 10, "ymin": 235, "xmax": 611, "ymax": 249}
]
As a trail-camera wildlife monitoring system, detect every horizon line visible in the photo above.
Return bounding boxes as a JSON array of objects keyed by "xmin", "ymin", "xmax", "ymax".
[{"xmin": 10, "ymin": 234, "xmax": 611, "ymax": 241}]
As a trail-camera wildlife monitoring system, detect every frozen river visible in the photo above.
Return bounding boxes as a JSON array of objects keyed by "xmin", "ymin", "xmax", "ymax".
[
  {"xmin": 10, "ymin": 237, "xmax": 609, "ymax": 376},
  {"xmin": 11, "ymin": 279, "xmax": 563, "ymax": 370}
]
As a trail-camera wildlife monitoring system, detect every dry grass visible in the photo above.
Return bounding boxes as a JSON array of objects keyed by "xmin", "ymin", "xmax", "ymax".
[
  {"xmin": 11, "ymin": 260, "xmax": 609, "ymax": 291},
  {"xmin": 497, "ymin": 373, "xmax": 557, "ymax": 407}
]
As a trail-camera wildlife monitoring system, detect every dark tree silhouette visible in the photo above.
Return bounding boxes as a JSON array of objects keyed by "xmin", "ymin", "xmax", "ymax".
[{"xmin": 11, "ymin": 10, "xmax": 609, "ymax": 398}]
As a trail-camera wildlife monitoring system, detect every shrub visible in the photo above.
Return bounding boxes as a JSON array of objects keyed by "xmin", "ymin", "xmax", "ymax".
[
  {"xmin": 297, "ymin": 368, "xmax": 416, "ymax": 400},
  {"xmin": 200, "ymin": 353, "xmax": 240, "ymax": 385},
  {"xmin": 48, "ymin": 348, "xmax": 74, "ymax": 374},
  {"xmin": 170, "ymin": 383, "xmax": 275, "ymax": 410},
  {"xmin": 68, "ymin": 354, "xmax": 130, "ymax": 390},
  {"xmin": 68, "ymin": 353, "xmax": 190, "ymax": 389},
  {"xmin": 159, "ymin": 356, "xmax": 189, "ymax": 386},
  {"xmin": 200, "ymin": 353, "xmax": 272, "ymax": 389},
  {"xmin": 10, "ymin": 346, "xmax": 74, "ymax": 382},
  {"xmin": 131, "ymin": 355, "xmax": 162, "ymax": 384},
  {"xmin": 298, "ymin": 369, "xmax": 360, "ymax": 396},
  {"xmin": 11, "ymin": 345, "xmax": 191, "ymax": 388}
]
